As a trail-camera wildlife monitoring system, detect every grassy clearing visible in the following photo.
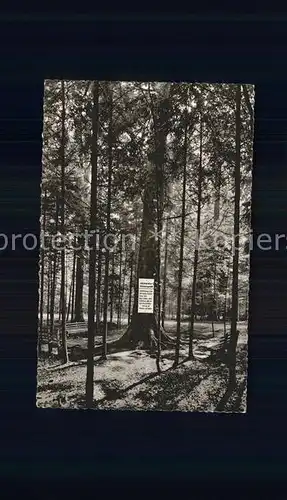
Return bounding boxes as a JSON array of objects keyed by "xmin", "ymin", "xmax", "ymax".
[{"xmin": 37, "ymin": 321, "xmax": 247, "ymax": 412}]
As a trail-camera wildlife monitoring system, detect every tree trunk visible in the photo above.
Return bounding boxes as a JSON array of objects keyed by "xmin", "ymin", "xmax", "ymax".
[
  {"xmin": 132, "ymin": 224, "xmax": 140, "ymax": 310},
  {"xmin": 96, "ymin": 249, "xmax": 102, "ymax": 330},
  {"xmin": 155, "ymin": 129, "xmax": 165, "ymax": 373},
  {"xmin": 124, "ymin": 94, "xmax": 172, "ymax": 348},
  {"xmin": 212, "ymin": 263, "xmax": 217, "ymax": 337},
  {"xmin": 117, "ymin": 234, "xmax": 123, "ymax": 328},
  {"xmin": 123, "ymin": 181, "xmax": 159, "ymax": 347},
  {"xmin": 214, "ymin": 165, "xmax": 221, "ymax": 221},
  {"xmin": 242, "ymin": 84, "xmax": 254, "ymax": 135},
  {"xmin": 121, "ymin": 255, "xmax": 127, "ymax": 325},
  {"xmin": 49, "ymin": 198, "xmax": 59, "ymax": 353},
  {"xmin": 59, "ymin": 79, "xmax": 68, "ymax": 364},
  {"xmin": 156, "ymin": 236, "xmax": 162, "ymax": 373},
  {"xmin": 228, "ymin": 84, "xmax": 241, "ymax": 388},
  {"xmin": 211, "ymin": 316, "xmax": 215, "ymax": 336},
  {"xmin": 161, "ymin": 218, "xmax": 169, "ymax": 329},
  {"xmin": 65, "ymin": 266, "xmax": 69, "ymax": 320},
  {"xmin": 223, "ymin": 283, "xmax": 228, "ymax": 338},
  {"xmin": 127, "ymin": 252, "xmax": 134, "ymax": 323},
  {"xmin": 46, "ymin": 260, "xmax": 51, "ymax": 333},
  {"xmin": 70, "ymin": 250, "xmax": 76, "ymax": 322},
  {"xmin": 100, "ymin": 296, "xmax": 104, "ymax": 320},
  {"xmin": 245, "ymin": 291, "xmax": 249, "ymax": 320},
  {"xmin": 189, "ymin": 113, "xmax": 203, "ymax": 358},
  {"xmin": 86, "ymin": 80, "xmax": 99, "ymax": 408},
  {"xmin": 109, "ymin": 251, "xmax": 115, "ymax": 324},
  {"xmin": 74, "ymin": 248, "xmax": 84, "ymax": 322},
  {"xmin": 174, "ymin": 104, "xmax": 188, "ymax": 368},
  {"xmin": 102, "ymin": 85, "xmax": 113, "ymax": 360},
  {"xmin": 94, "ymin": 90, "xmax": 173, "ymax": 354},
  {"xmin": 38, "ymin": 189, "xmax": 47, "ymax": 356},
  {"xmin": 223, "ymin": 261, "xmax": 230, "ymax": 339},
  {"xmin": 58, "ymin": 293, "xmax": 62, "ymax": 322},
  {"xmin": 66, "ymin": 260, "xmax": 73, "ymax": 322}
]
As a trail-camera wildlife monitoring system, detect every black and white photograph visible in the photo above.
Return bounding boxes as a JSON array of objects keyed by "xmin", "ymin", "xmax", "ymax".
[{"xmin": 36, "ymin": 80, "xmax": 254, "ymax": 412}]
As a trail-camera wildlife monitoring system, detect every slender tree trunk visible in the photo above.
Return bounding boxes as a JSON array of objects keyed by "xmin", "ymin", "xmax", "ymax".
[
  {"xmin": 245, "ymin": 291, "xmax": 249, "ymax": 320},
  {"xmin": 109, "ymin": 251, "xmax": 115, "ymax": 324},
  {"xmin": 223, "ymin": 262, "xmax": 230, "ymax": 339},
  {"xmin": 229, "ymin": 84, "xmax": 241, "ymax": 388},
  {"xmin": 156, "ymin": 237, "xmax": 161, "ymax": 373},
  {"xmin": 102, "ymin": 85, "xmax": 113, "ymax": 360},
  {"xmin": 242, "ymin": 84, "xmax": 254, "ymax": 135},
  {"xmin": 49, "ymin": 198, "xmax": 59, "ymax": 352},
  {"xmin": 189, "ymin": 113, "xmax": 203, "ymax": 358},
  {"xmin": 44, "ymin": 260, "xmax": 52, "ymax": 355},
  {"xmin": 174, "ymin": 105, "xmax": 188, "ymax": 368},
  {"xmin": 127, "ymin": 252, "xmax": 134, "ymax": 323},
  {"xmin": 155, "ymin": 134, "xmax": 165, "ymax": 373},
  {"xmin": 65, "ymin": 266, "xmax": 69, "ymax": 319},
  {"xmin": 38, "ymin": 189, "xmax": 47, "ymax": 356},
  {"xmin": 120, "ymin": 253, "xmax": 126, "ymax": 325},
  {"xmin": 66, "ymin": 261, "xmax": 73, "ymax": 322},
  {"xmin": 60, "ymin": 79, "xmax": 68, "ymax": 364},
  {"xmin": 117, "ymin": 234, "xmax": 123, "ymax": 328},
  {"xmin": 214, "ymin": 166, "xmax": 221, "ymax": 221},
  {"xmin": 223, "ymin": 282, "xmax": 228, "ymax": 338},
  {"xmin": 131, "ymin": 224, "xmax": 140, "ymax": 311},
  {"xmin": 58, "ymin": 292, "xmax": 62, "ymax": 322},
  {"xmin": 73, "ymin": 96, "xmax": 86, "ymax": 325},
  {"xmin": 212, "ymin": 263, "xmax": 217, "ymax": 337},
  {"xmin": 161, "ymin": 219, "xmax": 169, "ymax": 329},
  {"xmin": 100, "ymin": 296, "xmax": 104, "ymax": 320},
  {"xmin": 168, "ymin": 297, "xmax": 172, "ymax": 321},
  {"xmin": 96, "ymin": 248, "xmax": 102, "ymax": 331},
  {"xmin": 211, "ymin": 314, "xmax": 215, "ymax": 337},
  {"xmin": 86, "ymin": 80, "xmax": 99, "ymax": 408},
  {"xmin": 70, "ymin": 251, "xmax": 76, "ymax": 322},
  {"xmin": 74, "ymin": 247, "xmax": 84, "ymax": 321},
  {"xmin": 46, "ymin": 260, "xmax": 51, "ymax": 333}
]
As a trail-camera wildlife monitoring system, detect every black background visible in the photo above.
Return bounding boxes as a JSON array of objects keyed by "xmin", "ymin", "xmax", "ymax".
[{"xmin": 0, "ymin": 8, "xmax": 287, "ymax": 492}]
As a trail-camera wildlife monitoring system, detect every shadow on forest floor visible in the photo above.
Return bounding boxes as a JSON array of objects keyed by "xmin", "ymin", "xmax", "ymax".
[
  {"xmin": 215, "ymin": 379, "xmax": 247, "ymax": 412},
  {"xmin": 37, "ymin": 340, "xmax": 247, "ymax": 412},
  {"xmin": 97, "ymin": 372, "xmax": 159, "ymax": 402},
  {"xmin": 95, "ymin": 358, "xmax": 230, "ymax": 412},
  {"xmin": 95, "ymin": 356, "xmax": 189, "ymax": 404},
  {"xmin": 129, "ymin": 367, "xmax": 211, "ymax": 411}
]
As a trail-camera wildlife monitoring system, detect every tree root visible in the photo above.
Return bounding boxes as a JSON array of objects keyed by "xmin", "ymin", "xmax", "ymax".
[{"xmin": 93, "ymin": 322, "xmax": 176, "ymax": 356}]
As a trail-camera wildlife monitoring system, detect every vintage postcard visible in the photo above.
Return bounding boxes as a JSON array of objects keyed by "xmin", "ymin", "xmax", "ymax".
[{"xmin": 37, "ymin": 81, "xmax": 254, "ymax": 411}]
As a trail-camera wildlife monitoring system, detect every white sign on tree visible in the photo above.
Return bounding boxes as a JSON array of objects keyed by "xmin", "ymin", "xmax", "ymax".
[{"xmin": 138, "ymin": 278, "xmax": 155, "ymax": 314}]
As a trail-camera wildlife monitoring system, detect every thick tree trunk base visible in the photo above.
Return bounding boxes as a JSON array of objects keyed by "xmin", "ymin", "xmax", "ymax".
[
  {"xmin": 73, "ymin": 315, "xmax": 85, "ymax": 323},
  {"xmin": 93, "ymin": 316, "xmax": 175, "ymax": 356}
]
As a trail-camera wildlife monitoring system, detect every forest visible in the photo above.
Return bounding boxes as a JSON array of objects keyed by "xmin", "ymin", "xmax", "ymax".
[{"xmin": 36, "ymin": 81, "xmax": 254, "ymax": 412}]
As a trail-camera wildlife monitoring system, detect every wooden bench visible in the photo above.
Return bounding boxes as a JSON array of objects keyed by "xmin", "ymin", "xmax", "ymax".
[
  {"xmin": 66, "ymin": 323, "xmax": 88, "ymax": 360},
  {"xmin": 66, "ymin": 322, "xmax": 88, "ymax": 337},
  {"xmin": 38, "ymin": 324, "xmax": 60, "ymax": 356},
  {"xmin": 209, "ymin": 330, "xmax": 239, "ymax": 364},
  {"xmin": 38, "ymin": 322, "xmax": 89, "ymax": 358}
]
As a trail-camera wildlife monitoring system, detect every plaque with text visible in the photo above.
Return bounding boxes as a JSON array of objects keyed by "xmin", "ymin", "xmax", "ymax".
[{"xmin": 138, "ymin": 278, "xmax": 155, "ymax": 313}]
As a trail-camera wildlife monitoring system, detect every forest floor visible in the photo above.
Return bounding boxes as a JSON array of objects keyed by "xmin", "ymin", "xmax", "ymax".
[{"xmin": 36, "ymin": 321, "xmax": 248, "ymax": 412}]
